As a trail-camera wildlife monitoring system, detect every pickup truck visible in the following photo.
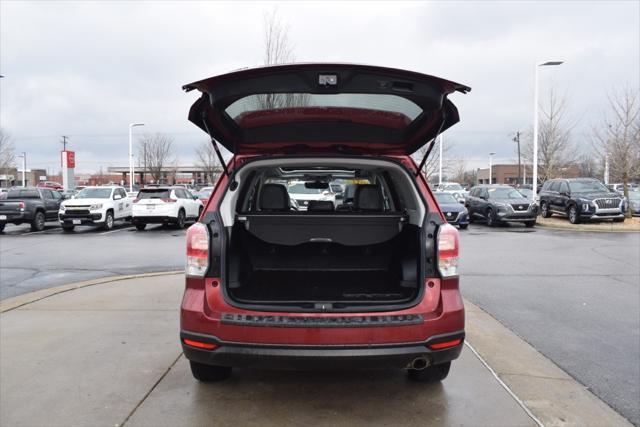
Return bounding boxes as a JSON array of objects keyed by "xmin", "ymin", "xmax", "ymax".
[
  {"xmin": 59, "ymin": 186, "xmax": 133, "ymax": 231},
  {"xmin": 0, "ymin": 187, "xmax": 64, "ymax": 232}
]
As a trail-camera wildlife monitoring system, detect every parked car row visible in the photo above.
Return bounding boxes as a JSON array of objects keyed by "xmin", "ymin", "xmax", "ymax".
[{"xmin": 0, "ymin": 185, "xmax": 205, "ymax": 233}]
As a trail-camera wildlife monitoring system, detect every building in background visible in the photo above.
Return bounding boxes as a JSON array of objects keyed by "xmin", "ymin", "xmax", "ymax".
[
  {"xmin": 0, "ymin": 167, "xmax": 48, "ymax": 188},
  {"xmin": 476, "ymin": 163, "xmax": 581, "ymax": 185}
]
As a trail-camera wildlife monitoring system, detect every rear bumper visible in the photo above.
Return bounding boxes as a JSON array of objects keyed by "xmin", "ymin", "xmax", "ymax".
[
  {"xmin": 132, "ymin": 215, "xmax": 177, "ymax": 224},
  {"xmin": 181, "ymin": 330, "xmax": 464, "ymax": 370},
  {"xmin": 0, "ymin": 212, "xmax": 28, "ymax": 223}
]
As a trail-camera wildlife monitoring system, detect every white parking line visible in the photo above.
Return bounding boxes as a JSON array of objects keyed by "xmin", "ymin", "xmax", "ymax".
[{"xmin": 99, "ymin": 226, "xmax": 135, "ymax": 235}]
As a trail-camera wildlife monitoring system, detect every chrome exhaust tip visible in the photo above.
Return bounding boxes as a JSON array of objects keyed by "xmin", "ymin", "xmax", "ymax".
[{"xmin": 410, "ymin": 355, "xmax": 430, "ymax": 370}]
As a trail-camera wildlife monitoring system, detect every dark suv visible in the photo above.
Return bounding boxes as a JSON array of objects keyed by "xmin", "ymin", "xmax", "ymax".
[
  {"xmin": 466, "ymin": 184, "xmax": 537, "ymax": 227},
  {"xmin": 179, "ymin": 63, "xmax": 469, "ymax": 384},
  {"xmin": 539, "ymin": 178, "xmax": 625, "ymax": 224}
]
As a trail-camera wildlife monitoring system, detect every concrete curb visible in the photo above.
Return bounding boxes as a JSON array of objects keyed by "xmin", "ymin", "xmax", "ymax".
[
  {"xmin": 464, "ymin": 299, "xmax": 633, "ymax": 427},
  {"xmin": 536, "ymin": 218, "xmax": 640, "ymax": 233},
  {"xmin": 0, "ymin": 270, "xmax": 183, "ymax": 313}
]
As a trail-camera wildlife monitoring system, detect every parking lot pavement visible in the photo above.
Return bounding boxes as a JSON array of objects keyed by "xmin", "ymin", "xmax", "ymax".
[
  {"xmin": 0, "ymin": 274, "xmax": 538, "ymax": 427},
  {"xmin": 0, "ymin": 222, "xmax": 187, "ymax": 300},
  {"xmin": 460, "ymin": 223, "xmax": 640, "ymax": 425}
]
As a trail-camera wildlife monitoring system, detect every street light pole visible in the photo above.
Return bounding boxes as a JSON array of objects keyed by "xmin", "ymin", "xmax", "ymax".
[
  {"xmin": 129, "ymin": 123, "xmax": 144, "ymax": 192},
  {"xmin": 532, "ymin": 60, "xmax": 563, "ymax": 196},
  {"xmin": 438, "ymin": 134, "xmax": 444, "ymax": 186},
  {"xmin": 19, "ymin": 152, "xmax": 26, "ymax": 187},
  {"xmin": 489, "ymin": 152, "xmax": 496, "ymax": 184},
  {"xmin": 604, "ymin": 153, "xmax": 610, "ymax": 185}
]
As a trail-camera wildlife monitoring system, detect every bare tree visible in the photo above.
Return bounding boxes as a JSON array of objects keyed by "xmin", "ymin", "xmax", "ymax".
[
  {"xmin": 412, "ymin": 137, "xmax": 454, "ymax": 182},
  {"xmin": 257, "ymin": 9, "xmax": 309, "ymax": 110},
  {"xmin": 450, "ymin": 157, "xmax": 468, "ymax": 184},
  {"xmin": 0, "ymin": 128, "xmax": 15, "ymax": 175},
  {"xmin": 195, "ymin": 140, "xmax": 220, "ymax": 184},
  {"xmin": 137, "ymin": 133, "xmax": 176, "ymax": 184},
  {"xmin": 592, "ymin": 88, "xmax": 640, "ymax": 217},
  {"xmin": 523, "ymin": 88, "xmax": 575, "ymax": 181},
  {"xmin": 576, "ymin": 152, "xmax": 598, "ymax": 178}
]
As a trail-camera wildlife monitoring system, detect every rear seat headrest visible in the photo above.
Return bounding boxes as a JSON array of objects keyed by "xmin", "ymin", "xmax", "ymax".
[
  {"xmin": 308, "ymin": 200, "xmax": 334, "ymax": 212},
  {"xmin": 259, "ymin": 184, "xmax": 290, "ymax": 211},
  {"xmin": 343, "ymin": 184, "xmax": 358, "ymax": 203},
  {"xmin": 354, "ymin": 185, "xmax": 383, "ymax": 211}
]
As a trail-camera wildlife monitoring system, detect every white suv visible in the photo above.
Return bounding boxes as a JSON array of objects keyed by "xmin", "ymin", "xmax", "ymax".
[
  {"xmin": 132, "ymin": 187, "xmax": 203, "ymax": 231},
  {"xmin": 59, "ymin": 186, "xmax": 132, "ymax": 231}
]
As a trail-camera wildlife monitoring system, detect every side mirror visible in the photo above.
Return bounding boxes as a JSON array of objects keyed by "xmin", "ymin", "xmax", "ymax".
[
  {"xmin": 193, "ymin": 195, "xmax": 198, "ymax": 200},
  {"xmin": 459, "ymin": 199, "xmax": 465, "ymax": 204},
  {"xmin": 322, "ymin": 190, "xmax": 331, "ymax": 196}
]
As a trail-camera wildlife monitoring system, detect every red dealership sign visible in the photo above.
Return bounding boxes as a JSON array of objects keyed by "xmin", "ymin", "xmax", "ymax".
[{"xmin": 61, "ymin": 151, "xmax": 75, "ymax": 168}]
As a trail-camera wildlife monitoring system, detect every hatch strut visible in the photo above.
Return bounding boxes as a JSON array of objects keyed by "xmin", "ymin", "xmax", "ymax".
[
  {"xmin": 416, "ymin": 111, "xmax": 447, "ymax": 177},
  {"xmin": 201, "ymin": 112, "xmax": 229, "ymax": 176}
]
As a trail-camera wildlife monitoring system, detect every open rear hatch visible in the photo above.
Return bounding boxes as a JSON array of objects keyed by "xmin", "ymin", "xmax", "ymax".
[{"xmin": 183, "ymin": 63, "xmax": 470, "ymax": 155}]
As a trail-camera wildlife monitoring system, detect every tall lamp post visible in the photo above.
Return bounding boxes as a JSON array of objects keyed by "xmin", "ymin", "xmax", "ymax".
[
  {"xmin": 129, "ymin": 123, "xmax": 145, "ymax": 192},
  {"xmin": 18, "ymin": 152, "xmax": 26, "ymax": 187},
  {"xmin": 532, "ymin": 60, "xmax": 563, "ymax": 196},
  {"xmin": 489, "ymin": 152, "xmax": 496, "ymax": 184}
]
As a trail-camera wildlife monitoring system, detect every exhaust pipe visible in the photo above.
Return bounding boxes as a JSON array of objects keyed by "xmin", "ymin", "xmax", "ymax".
[{"xmin": 410, "ymin": 355, "xmax": 430, "ymax": 370}]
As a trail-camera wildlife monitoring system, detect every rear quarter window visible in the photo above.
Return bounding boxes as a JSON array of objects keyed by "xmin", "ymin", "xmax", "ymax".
[{"xmin": 7, "ymin": 190, "xmax": 40, "ymax": 199}]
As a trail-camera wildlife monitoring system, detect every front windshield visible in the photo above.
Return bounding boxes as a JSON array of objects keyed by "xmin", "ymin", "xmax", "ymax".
[
  {"xmin": 628, "ymin": 191, "xmax": 640, "ymax": 200},
  {"xmin": 518, "ymin": 189, "xmax": 533, "ymax": 198},
  {"xmin": 198, "ymin": 188, "xmax": 213, "ymax": 198},
  {"xmin": 75, "ymin": 188, "xmax": 112, "ymax": 199},
  {"xmin": 488, "ymin": 187, "xmax": 525, "ymax": 199},
  {"xmin": 443, "ymin": 184, "xmax": 463, "ymax": 191},
  {"xmin": 568, "ymin": 180, "xmax": 609, "ymax": 193},
  {"xmin": 288, "ymin": 183, "xmax": 323, "ymax": 195},
  {"xmin": 435, "ymin": 193, "xmax": 458, "ymax": 204}
]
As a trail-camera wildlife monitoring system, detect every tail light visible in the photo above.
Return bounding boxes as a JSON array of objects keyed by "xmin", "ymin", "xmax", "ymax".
[
  {"xmin": 161, "ymin": 198, "xmax": 177, "ymax": 203},
  {"xmin": 186, "ymin": 222, "xmax": 209, "ymax": 278},
  {"xmin": 18, "ymin": 202, "xmax": 25, "ymax": 211},
  {"xmin": 437, "ymin": 223, "xmax": 459, "ymax": 278}
]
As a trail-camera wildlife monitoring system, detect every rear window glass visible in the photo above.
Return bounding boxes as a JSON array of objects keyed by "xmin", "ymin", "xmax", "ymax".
[
  {"xmin": 138, "ymin": 189, "xmax": 171, "ymax": 199},
  {"xmin": 288, "ymin": 183, "xmax": 323, "ymax": 195},
  {"xmin": 7, "ymin": 190, "xmax": 39, "ymax": 199},
  {"xmin": 226, "ymin": 93, "xmax": 423, "ymax": 124}
]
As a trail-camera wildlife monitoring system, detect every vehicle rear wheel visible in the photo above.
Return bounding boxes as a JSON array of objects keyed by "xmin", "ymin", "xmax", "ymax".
[
  {"xmin": 102, "ymin": 211, "xmax": 114, "ymax": 231},
  {"xmin": 31, "ymin": 211, "xmax": 46, "ymax": 231},
  {"xmin": 175, "ymin": 209, "xmax": 186, "ymax": 229},
  {"xmin": 407, "ymin": 361, "xmax": 451, "ymax": 382},
  {"xmin": 459, "ymin": 223, "xmax": 468, "ymax": 230},
  {"xmin": 525, "ymin": 220, "xmax": 536, "ymax": 228},
  {"xmin": 135, "ymin": 224, "xmax": 146, "ymax": 231},
  {"xmin": 62, "ymin": 225, "xmax": 75, "ymax": 232},
  {"xmin": 486, "ymin": 208, "xmax": 497, "ymax": 227},
  {"xmin": 540, "ymin": 201, "xmax": 552, "ymax": 218},
  {"xmin": 197, "ymin": 206, "xmax": 203, "ymax": 219},
  {"xmin": 568, "ymin": 205, "xmax": 580, "ymax": 224},
  {"xmin": 189, "ymin": 361, "xmax": 231, "ymax": 382}
]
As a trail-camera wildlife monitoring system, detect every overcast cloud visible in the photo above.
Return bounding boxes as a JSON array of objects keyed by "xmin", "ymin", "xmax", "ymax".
[{"xmin": 1, "ymin": 1, "xmax": 638, "ymax": 174}]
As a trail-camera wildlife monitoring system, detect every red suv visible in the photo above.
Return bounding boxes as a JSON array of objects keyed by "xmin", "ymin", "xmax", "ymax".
[{"xmin": 180, "ymin": 64, "xmax": 469, "ymax": 383}]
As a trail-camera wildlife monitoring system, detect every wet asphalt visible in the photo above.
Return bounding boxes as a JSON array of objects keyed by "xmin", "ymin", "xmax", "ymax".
[
  {"xmin": 0, "ymin": 221, "xmax": 186, "ymax": 300},
  {"xmin": 460, "ymin": 223, "xmax": 640, "ymax": 426},
  {"xmin": 1, "ymin": 219, "xmax": 638, "ymax": 424}
]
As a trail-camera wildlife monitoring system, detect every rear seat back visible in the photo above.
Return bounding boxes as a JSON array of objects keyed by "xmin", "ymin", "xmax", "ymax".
[
  {"xmin": 259, "ymin": 184, "xmax": 290, "ymax": 211},
  {"xmin": 308, "ymin": 200, "xmax": 334, "ymax": 212},
  {"xmin": 354, "ymin": 184, "xmax": 383, "ymax": 212}
]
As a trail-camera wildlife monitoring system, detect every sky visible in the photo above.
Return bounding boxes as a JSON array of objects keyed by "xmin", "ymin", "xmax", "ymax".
[{"xmin": 1, "ymin": 0, "xmax": 639, "ymax": 175}]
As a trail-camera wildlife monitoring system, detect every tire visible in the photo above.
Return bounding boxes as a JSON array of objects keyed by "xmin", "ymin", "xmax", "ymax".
[
  {"xmin": 30, "ymin": 211, "xmax": 46, "ymax": 231},
  {"xmin": 189, "ymin": 361, "xmax": 231, "ymax": 382},
  {"xmin": 0, "ymin": 223, "xmax": 5, "ymax": 233},
  {"xmin": 540, "ymin": 201, "xmax": 552, "ymax": 218},
  {"xmin": 407, "ymin": 361, "xmax": 451, "ymax": 383},
  {"xmin": 525, "ymin": 220, "xmax": 536, "ymax": 228},
  {"xmin": 459, "ymin": 224, "xmax": 468, "ymax": 230},
  {"xmin": 197, "ymin": 206, "xmax": 203, "ymax": 220},
  {"xmin": 62, "ymin": 225, "xmax": 75, "ymax": 232},
  {"xmin": 486, "ymin": 208, "xmax": 497, "ymax": 227},
  {"xmin": 568, "ymin": 205, "xmax": 580, "ymax": 224},
  {"xmin": 102, "ymin": 211, "xmax": 114, "ymax": 231},
  {"xmin": 135, "ymin": 223, "xmax": 146, "ymax": 231},
  {"xmin": 175, "ymin": 209, "xmax": 186, "ymax": 229}
]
